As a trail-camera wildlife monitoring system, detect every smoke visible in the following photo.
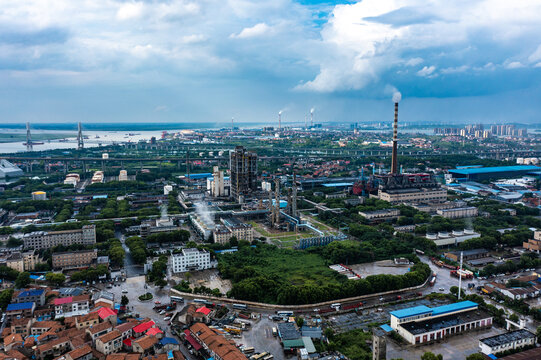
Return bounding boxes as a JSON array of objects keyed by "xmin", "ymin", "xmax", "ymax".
[
  {"xmin": 160, "ymin": 204, "xmax": 168, "ymax": 220},
  {"xmin": 278, "ymin": 110, "xmax": 282, "ymax": 115},
  {"xmin": 310, "ymin": 108, "xmax": 315, "ymax": 114},
  {"xmin": 195, "ymin": 201, "xmax": 215, "ymax": 226},
  {"xmin": 392, "ymin": 91, "xmax": 402, "ymax": 103}
]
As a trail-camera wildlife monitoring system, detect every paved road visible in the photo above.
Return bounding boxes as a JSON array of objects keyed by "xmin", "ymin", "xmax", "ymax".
[{"xmin": 116, "ymin": 230, "xmax": 145, "ymax": 278}]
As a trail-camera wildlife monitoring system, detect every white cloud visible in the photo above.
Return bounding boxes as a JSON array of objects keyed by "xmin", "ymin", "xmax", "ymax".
[
  {"xmin": 181, "ymin": 34, "xmax": 207, "ymax": 44},
  {"xmin": 230, "ymin": 23, "xmax": 271, "ymax": 39},
  {"xmin": 417, "ymin": 65, "xmax": 436, "ymax": 77},
  {"xmin": 117, "ymin": 2, "xmax": 144, "ymax": 21},
  {"xmin": 505, "ymin": 61, "xmax": 524, "ymax": 69},
  {"xmin": 405, "ymin": 57, "xmax": 423, "ymax": 66},
  {"xmin": 441, "ymin": 65, "xmax": 469, "ymax": 74},
  {"xmin": 528, "ymin": 44, "xmax": 541, "ymax": 63}
]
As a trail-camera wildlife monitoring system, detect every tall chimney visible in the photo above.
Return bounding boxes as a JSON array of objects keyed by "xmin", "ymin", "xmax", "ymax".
[
  {"xmin": 391, "ymin": 102, "xmax": 399, "ymax": 174},
  {"xmin": 278, "ymin": 111, "xmax": 282, "ymax": 131}
]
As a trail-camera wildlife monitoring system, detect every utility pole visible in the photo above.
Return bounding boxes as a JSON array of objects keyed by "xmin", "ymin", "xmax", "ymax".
[{"xmin": 458, "ymin": 251, "xmax": 463, "ymax": 300}]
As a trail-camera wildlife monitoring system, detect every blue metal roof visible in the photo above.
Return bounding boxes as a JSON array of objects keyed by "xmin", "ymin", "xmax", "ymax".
[
  {"xmin": 7, "ymin": 302, "xmax": 34, "ymax": 311},
  {"xmin": 431, "ymin": 301, "xmax": 478, "ymax": 316},
  {"xmin": 160, "ymin": 337, "xmax": 179, "ymax": 345},
  {"xmin": 322, "ymin": 182, "xmax": 353, "ymax": 187},
  {"xmin": 184, "ymin": 173, "xmax": 212, "ymax": 179},
  {"xmin": 380, "ymin": 324, "xmax": 393, "ymax": 333},
  {"xmin": 449, "ymin": 165, "xmax": 539, "ymax": 175},
  {"xmin": 390, "ymin": 305, "xmax": 432, "ymax": 319},
  {"xmin": 17, "ymin": 289, "xmax": 44, "ymax": 298}
]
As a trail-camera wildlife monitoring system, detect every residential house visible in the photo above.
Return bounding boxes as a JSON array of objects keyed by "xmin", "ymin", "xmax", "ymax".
[
  {"xmin": 31, "ymin": 321, "xmax": 62, "ymax": 335},
  {"xmin": 54, "ymin": 295, "xmax": 90, "ymax": 317},
  {"xmin": 132, "ymin": 336, "xmax": 158, "ymax": 356},
  {"xmin": 189, "ymin": 323, "xmax": 245, "ymax": 360},
  {"xmin": 4, "ymin": 334, "xmax": 23, "ymax": 352},
  {"xmin": 95, "ymin": 330, "xmax": 123, "ymax": 355},
  {"xmin": 14, "ymin": 289, "xmax": 46, "ymax": 306},
  {"xmin": 5, "ymin": 302, "xmax": 35, "ymax": 321},
  {"xmin": 65, "ymin": 345, "xmax": 93, "ymax": 360},
  {"xmin": 75, "ymin": 312, "xmax": 100, "ymax": 330},
  {"xmin": 86, "ymin": 322, "xmax": 113, "ymax": 343},
  {"xmin": 36, "ymin": 337, "xmax": 71, "ymax": 359},
  {"xmin": 10, "ymin": 318, "xmax": 32, "ymax": 337}
]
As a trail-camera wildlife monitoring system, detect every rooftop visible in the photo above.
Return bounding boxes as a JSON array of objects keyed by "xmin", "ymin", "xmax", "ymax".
[
  {"xmin": 17, "ymin": 289, "xmax": 45, "ymax": 298},
  {"xmin": 6, "ymin": 302, "xmax": 34, "ymax": 311},
  {"xmin": 480, "ymin": 329, "xmax": 535, "ymax": 347},
  {"xmin": 431, "ymin": 300, "xmax": 478, "ymax": 316},
  {"xmin": 390, "ymin": 305, "xmax": 432, "ymax": 319},
  {"xmin": 449, "ymin": 165, "xmax": 539, "ymax": 175},
  {"xmin": 400, "ymin": 309, "xmax": 490, "ymax": 335}
]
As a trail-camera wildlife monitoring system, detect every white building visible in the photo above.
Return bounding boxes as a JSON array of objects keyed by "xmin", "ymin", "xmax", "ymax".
[
  {"xmin": 118, "ymin": 170, "xmax": 128, "ymax": 181},
  {"xmin": 164, "ymin": 185, "xmax": 173, "ymax": 195},
  {"xmin": 170, "ymin": 248, "xmax": 211, "ymax": 273},
  {"xmin": 436, "ymin": 207, "xmax": 478, "ymax": 219},
  {"xmin": 426, "ymin": 229, "xmax": 481, "ymax": 247},
  {"xmin": 64, "ymin": 173, "xmax": 80, "ymax": 186},
  {"xmin": 209, "ymin": 166, "xmax": 225, "ymax": 197},
  {"xmin": 479, "ymin": 329, "xmax": 536, "ymax": 355}
]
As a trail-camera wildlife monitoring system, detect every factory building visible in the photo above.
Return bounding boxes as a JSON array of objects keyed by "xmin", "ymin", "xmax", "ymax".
[
  {"xmin": 207, "ymin": 166, "xmax": 229, "ymax": 197},
  {"xmin": 212, "ymin": 218, "xmax": 254, "ymax": 244},
  {"xmin": 0, "ymin": 159, "xmax": 23, "ymax": 179},
  {"xmin": 190, "ymin": 214, "xmax": 214, "ymax": 240},
  {"xmin": 229, "ymin": 146, "xmax": 257, "ymax": 201},
  {"xmin": 436, "ymin": 206, "xmax": 478, "ymax": 219},
  {"xmin": 31, "ymin": 191, "xmax": 47, "ymax": 200},
  {"xmin": 23, "ymin": 225, "xmax": 96, "ymax": 250},
  {"xmin": 426, "ymin": 229, "xmax": 481, "ymax": 247},
  {"xmin": 479, "ymin": 329, "xmax": 536, "ymax": 355},
  {"xmin": 358, "ymin": 208, "xmax": 400, "ymax": 222},
  {"xmin": 448, "ymin": 165, "xmax": 540, "ymax": 181},
  {"xmin": 390, "ymin": 301, "xmax": 492, "ymax": 345}
]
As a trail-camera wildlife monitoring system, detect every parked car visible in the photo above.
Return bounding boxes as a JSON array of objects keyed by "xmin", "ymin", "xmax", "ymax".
[
  {"xmin": 122, "ymin": 289, "xmax": 128, "ymax": 294},
  {"xmin": 439, "ymin": 287, "xmax": 445, "ymax": 291}
]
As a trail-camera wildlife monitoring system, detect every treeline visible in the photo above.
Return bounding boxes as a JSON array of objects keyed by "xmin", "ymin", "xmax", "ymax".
[
  {"xmin": 146, "ymin": 230, "xmax": 190, "ymax": 244},
  {"xmin": 219, "ymin": 244, "xmax": 431, "ymax": 305}
]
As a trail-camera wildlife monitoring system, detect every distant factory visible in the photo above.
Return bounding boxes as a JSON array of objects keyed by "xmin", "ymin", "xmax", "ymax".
[{"xmin": 448, "ymin": 165, "xmax": 540, "ymax": 181}]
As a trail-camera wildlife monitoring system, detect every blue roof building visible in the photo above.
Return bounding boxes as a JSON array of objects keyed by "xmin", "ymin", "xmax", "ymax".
[
  {"xmin": 449, "ymin": 165, "xmax": 540, "ymax": 180},
  {"xmin": 17, "ymin": 289, "xmax": 44, "ymax": 298},
  {"xmin": 15, "ymin": 289, "xmax": 46, "ymax": 306},
  {"xmin": 390, "ymin": 301, "xmax": 492, "ymax": 345},
  {"xmin": 6, "ymin": 302, "xmax": 36, "ymax": 319}
]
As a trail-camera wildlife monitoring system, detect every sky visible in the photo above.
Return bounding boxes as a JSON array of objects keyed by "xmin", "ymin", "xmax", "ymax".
[{"xmin": 1, "ymin": 0, "xmax": 541, "ymax": 125}]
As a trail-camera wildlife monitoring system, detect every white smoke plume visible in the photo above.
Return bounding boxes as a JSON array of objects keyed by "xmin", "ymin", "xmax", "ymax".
[
  {"xmin": 278, "ymin": 110, "xmax": 282, "ymax": 115},
  {"xmin": 310, "ymin": 108, "xmax": 315, "ymax": 114},
  {"xmin": 195, "ymin": 201, "xmax": 215, "ymax": 226},
  {"xmin": 392, "ymin": 91, "xmax": 402, "ymax": 103},
  {"xmin": 160, "ymin": 204, "xmax": 168, "ymax": 219}
]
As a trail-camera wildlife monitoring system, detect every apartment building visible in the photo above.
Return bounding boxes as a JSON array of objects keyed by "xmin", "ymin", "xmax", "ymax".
[
  {"xmin": 52, "ymin": 249, "xmax": 98, "ymax": 270},
  {"xmin": 23, "ymin": 225, "xmax": 96, "ymax": 250},
  {"xmin": 86, "ymin": 322, "xmax": 113, "ymax": 343},
  {"xmin": 170, "ymin": 248, "xmax": 211, "ymax": 273},
  {"xmin": 5, "ymin": 302, "xmax": 35, "ymax": 321},
  {"xmin": 523, "ymin": 230, "xmax": 541, "ymax": 253},
  {"xmin": 436, "ymin": 207, "xmax": 478, "ymax": 219},
  {"xmin": 213, "ymin": 218, "xmax": 254, "ymax": 245}
]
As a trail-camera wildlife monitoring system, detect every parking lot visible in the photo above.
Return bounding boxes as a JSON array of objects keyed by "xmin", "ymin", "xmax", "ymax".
[
  {"xmin": 169, "ymin": 269, "xmax": 232, "ymax": 295},
  {"xmin": 239, "ymin": 315, "xmax": 293, "ymax": 360},
  {"xmin": 386, "ymin": 326, "xmax": 505, "ymax": 360},
  {"xmin": 326, "ymin": 298, "xmax": 450, "ymax": 334},
  {"xmin": 349, "ymin": 260, "xmax": 411, "ymax": 277}
]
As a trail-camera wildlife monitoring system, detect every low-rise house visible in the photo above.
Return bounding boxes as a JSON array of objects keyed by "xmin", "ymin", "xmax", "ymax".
[
  {"xmin": 94, "ymin": 307, "xmax": 117, "ymax": 325},
  {"xmin": 31, "ymin": 321, "xmax": 62, "ymax": 335},
  {"xmin": 5, "ymin": 302, "xmax": 35, "ymax": 321},
  {"xmin": 36, "ymin": 337, "xmax": 71, "ymax": 359},
  {"xmin": 132, "ymin": 336, "xmax": 158, "ymax": 355},
  {"xmin": 54, "ymin": 295, "xmax": 90, "ymax": 317},
  {"xmin": 105, "ymin": 354, "xmax": 141, "ymax": 360},
  {"xmin": 499, "ymin": 285, "xmax": 541, "ymax": 300},
  {"xmin": 86, "ymin": 322, "xmax": 113, "ymax": 343},
  {"xmin": 479, "ymin": 329, "xmax": 536, "ymax": 355},
  {"xmin": 95, "ymin": 330, "xmax": 123, "ymax": 355},
  {"xmin": 132, "ymin": 321, "xmax": 155, "ymax": 338},
  {"xmin": 115, "ymin": 322, "xmax": 136, "ymax": 341},
  {"xmin": 158, "ymin": 337, "xmax": 180, "ymax": 352},
  {"xmin": 65, "ymin": 345, "xmax": 93, "ymax": 360},
  {"xmin": 14, "ymin": 289, "xmax": 46, "ymax": 306},
  {"xmin": 189, "ymin": 323, "xmax": 245, "ymax": 360},
  {"xmin": 10, "ymin": 318, "xmax": 32, "ymax": 337},
  {"xmin": 75, "ymin": 312, "xmax": 100, "ymax": 329},
  {"xmin": 4, "ymin": 334, "xmax": 23, "ymax": 352}
]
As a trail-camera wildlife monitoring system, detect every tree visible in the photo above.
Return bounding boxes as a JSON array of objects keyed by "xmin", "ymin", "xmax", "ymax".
[
  {"xmin": 0, "ymin": 289, "xmax": 14, "ymax": 310},
  {"xmin": 466, "ymin": 354, "xmax": 486, "ymax": 360},
  {"xmin": 155, "ymin": 278, "xmax": 167, "ymax": 288},
  {"xmin": 229, "ymin": 236, "xmax": 239, "ymax": 247},
  {"xmin": 46, "ymin": 272, "xmax": 66, "ymax": 286},
  {"xmin": 421, "ymin": 353, "xmax": 443, "ymax": 360},
  {"xmin": 536, "ymin": 326, "xmax": 541, "ymax": 342},
  {"xmin": 450, "ymin": 286, "xmax": 458, "ymax": 296},
  {"xmin": 296, "ymin": 317, "xmax": 304, "ymax": 328},
  {"xmin": 184, "ymin": 272, "xmax": 192, "ymax": 283},
  {"xmin": 7, "ymin": 237, "xmax": 23, "ymax": 248},
  {"xmin": 15, "ymin": 272, "xmax": 31, "ymax": 288},
  {"xmin": 121, "ymin": 295, "xmax": 129, "ymax": 306}
]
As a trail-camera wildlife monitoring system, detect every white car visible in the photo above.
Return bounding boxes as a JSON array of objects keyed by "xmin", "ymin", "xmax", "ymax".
[
  {"xmin": 439, "ymin": 287, "xmax": 445, "ymax": 292},
  {"xmin": 164, "ymin": 317, "xmax": 171, "ymax": 321},
  {"xmin": 159, "ymin": 310, "xmax": 166, "ymax": 315},
  {"xmin": 122, "ymin": 290, "xmax": 128, "ymax": 294}
]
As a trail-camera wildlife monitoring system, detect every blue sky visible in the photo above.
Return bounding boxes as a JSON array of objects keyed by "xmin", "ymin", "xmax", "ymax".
[{"xmin": 1, "ymin": 0, "xmax": 541, "ymax": 125}]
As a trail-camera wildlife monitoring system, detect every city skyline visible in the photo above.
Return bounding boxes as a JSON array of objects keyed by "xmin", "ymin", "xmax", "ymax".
[{"xmin": 1, "ymin": 0, "xmax": 541, "ymax": 124}]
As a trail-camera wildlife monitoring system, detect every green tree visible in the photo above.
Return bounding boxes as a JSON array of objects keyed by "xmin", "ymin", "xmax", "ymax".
[
  {"xmin": 0, "ymin": 289, "xmax": 14, "ymax": 310},
  {"xmin": 121, "ymin": 295, "xmax": 129, "ymax": 306},
  {"xmin": 15, "ymin": 272, "xmax": 31, "ymax": 288},
  {"xmin": 421, "ymin": 353, "xmax": 443, "ymax": 360},
  {"xmin": 45, "ymin": 272, "xmax": 66, "ymax": 286},
  {"xmin": 466, "ymin": 354, "xmax": 486, "ymax": 360},
  {"xmin": 450, "ymin": 286, "xmax": 458, "ymax": 296},
  {"xmin": 296, "ymin": 317, "xmax": 304, "ymax": 328}
]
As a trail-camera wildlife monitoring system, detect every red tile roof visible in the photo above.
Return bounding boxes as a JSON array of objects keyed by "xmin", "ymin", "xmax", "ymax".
[
  {"xmin": 196, "ymin": 307, "xmax": 211, "ymax": 316},
  {"xmin": 96, "ymin": 307, "xmax": 117, "ymax": 320},
  {"xmin": 145, "ymin": 328, "xmax": 163, "ymax": 336},
  {"xmin": 133, "ymin": 321, "xmax": 155, "ymax": 334}
]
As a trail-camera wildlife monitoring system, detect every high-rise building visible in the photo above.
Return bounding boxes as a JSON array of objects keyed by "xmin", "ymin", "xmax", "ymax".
[
  {"xmin": 229, "ymin": 146, "xmax": 257, "ymax": 201},
  {"xmin": 210, "ymin": 166, "xmax": 225, "ymax": 197}
]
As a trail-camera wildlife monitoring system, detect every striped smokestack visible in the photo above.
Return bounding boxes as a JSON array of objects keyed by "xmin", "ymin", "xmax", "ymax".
[{"xmin": 391, "ymin": 92, "xmax": 401, "ymax": 174}]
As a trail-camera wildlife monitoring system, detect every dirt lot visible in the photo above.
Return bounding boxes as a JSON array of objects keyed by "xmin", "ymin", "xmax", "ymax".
[
  {"xmin": 170, "ymin": 268, "xmax": 232, "ymax": 294},
  {"xmin": 349, "ymin": 260, "xmax": 411, "ymax": 277}
]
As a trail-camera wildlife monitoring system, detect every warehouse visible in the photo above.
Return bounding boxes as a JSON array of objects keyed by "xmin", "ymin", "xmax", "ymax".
[
  {"xmin": 479, "ymin": 329, "xmax": 536, "ymax": 355},
  {"xmin": 448, "ymin": 165, "xmax": 540, "ymax": 181},
  {"xmin": 390, "ymin": 301, "xmax": 493, "ymax": 345}
]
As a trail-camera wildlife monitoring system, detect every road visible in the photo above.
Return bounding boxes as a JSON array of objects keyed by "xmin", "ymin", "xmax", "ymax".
[{"xmin": 116, "ymin": 230, "xmax": 145, "ymax": 278}]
